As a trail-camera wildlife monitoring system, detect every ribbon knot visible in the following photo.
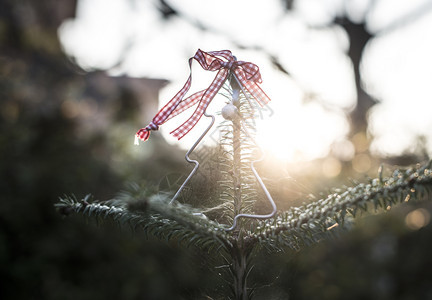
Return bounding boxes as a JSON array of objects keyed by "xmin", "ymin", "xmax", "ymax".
[
  {"xmin": 220, "ymin": 60, "xmax": 235, "ymax": 70},
  {"xmin": 146, "ymin": 121, "xmax": 159, "ymax": 131},
  {"xmin": 135, "ymin": 49, "xmax": 271, "ymax": 142}
]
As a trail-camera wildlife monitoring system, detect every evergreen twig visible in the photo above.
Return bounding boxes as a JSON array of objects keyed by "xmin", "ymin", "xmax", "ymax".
[
  {"xmin": 250, "ymin": 161, "xmax": 432, "ymax": 251},
  {"xmin": 55, "ymin": 76, "xmax": 432, "ymax": 299}
]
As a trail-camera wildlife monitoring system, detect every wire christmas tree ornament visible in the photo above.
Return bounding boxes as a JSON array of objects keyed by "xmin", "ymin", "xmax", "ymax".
[{"xmin": 135, "ymin": 49, "xmax": 276, "ymax": 231}]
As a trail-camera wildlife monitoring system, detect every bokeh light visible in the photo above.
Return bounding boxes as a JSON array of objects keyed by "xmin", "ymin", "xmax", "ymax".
[
  {"xmin": 58, "ymin": 0, "xmax": 432, "ymax": 165},
  {"xmin": 405, "ymin": 208, "xmax": 431, "ymax": 230}
]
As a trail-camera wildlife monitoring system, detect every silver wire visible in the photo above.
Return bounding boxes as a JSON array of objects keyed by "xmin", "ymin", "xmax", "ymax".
[
  {"xmin": 169, "ymin": 111, "xmax": 215, "ymax": 204},
  {"xmin": 168, "ymin": 70, "xmax": 276, "ymax": 230}
]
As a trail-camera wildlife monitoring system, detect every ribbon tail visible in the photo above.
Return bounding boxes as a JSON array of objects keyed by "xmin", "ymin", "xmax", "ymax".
[
  {"xmin": 170, "ymin": 98, "xmax": 209, "ymax": 140},
  {"xmin": 245, "ymin": 81, "xmax": 271, "ymax": 107},
  {"xmin": 234, "ymin": 69, "xmax": 270, "ymax": 107},
  {"xmin": 171, "ymin": 69, "xmax": 229, "ymax": 139},
  {"xmin": 165, "ymin": 90, "xmax": 206, "ymax": 122},
  {"xmin": 135, "ymin": 128, "xmax": 151, "ymax": 143},
  {"xmin": 152, "ymin": 75, "xmax": 192, "ymax": 125},
  {"xmin": 135, "ymin": 57, "xmax": 198, "ymax": 143}
]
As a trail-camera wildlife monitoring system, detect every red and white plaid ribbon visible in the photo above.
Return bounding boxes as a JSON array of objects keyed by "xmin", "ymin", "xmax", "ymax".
[{"xmin": 135, "ymin": 49, "xmax": 270, "ymax": 143}]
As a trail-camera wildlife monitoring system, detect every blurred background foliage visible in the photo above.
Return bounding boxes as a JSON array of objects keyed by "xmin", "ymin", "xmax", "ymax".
[{"xmin": 1, "ymin": 0, "xmax": 432, "ymax": 299}]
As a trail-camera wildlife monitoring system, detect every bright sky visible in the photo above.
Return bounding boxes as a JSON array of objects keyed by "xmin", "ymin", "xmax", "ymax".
[{"xmin": 59, "ymin": 0, "xmax": 432, "ymax": 162}]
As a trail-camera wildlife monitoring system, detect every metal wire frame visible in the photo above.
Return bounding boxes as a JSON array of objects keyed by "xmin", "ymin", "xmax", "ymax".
[
  {"xmin": 168, "ymin": 71, "xmax": 277, "ymax": 231},
  {"xmin": 169, "ymin": 111, "xmax": 216, "ymax": 204}
]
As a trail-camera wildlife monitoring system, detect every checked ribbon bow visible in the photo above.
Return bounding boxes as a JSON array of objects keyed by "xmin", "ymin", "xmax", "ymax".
[{"xmin": 135, "ymin": 49, "xmax": 271, "ymax": 143}]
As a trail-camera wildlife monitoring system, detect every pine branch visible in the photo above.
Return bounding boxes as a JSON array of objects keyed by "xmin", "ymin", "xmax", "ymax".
[
  {"xmin": 215, "ymin": 85, "xmax": 260, "ymax": 228},
  {"xmin": 56, "ymin": 190, "xmax": 232, "ymax": 250},
  {"xmin": 250, "ymin": 161, "xmax": 432, "ymax": 251}
]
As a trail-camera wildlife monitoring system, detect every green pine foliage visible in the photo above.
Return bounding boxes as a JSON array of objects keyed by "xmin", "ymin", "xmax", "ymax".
[
  {"xmin": 57, "ymin": 161, "xmax": 432, "ymax": 251},
  {"xmin": 56, "ymin": 82, "xmax": 432, "ymax": 299},
  {"xmin": 56, "ymin": 160, "xmax": 432, "ymax": 298},
  {"xmin": 216, "ymin": 85, "xmax": 260, "ymax": 227},
  {"xmin": 252, "ymin": 161, "xmax": 432, "ymax": 251},
  {"xmin": 57, "ymin": 187, "xmax": 231, "ymax": 251}
]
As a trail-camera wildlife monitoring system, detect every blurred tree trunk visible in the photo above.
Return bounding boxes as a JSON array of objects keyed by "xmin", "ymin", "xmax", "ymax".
[{"xmin": 335, "ymin": 17, "xmax": 377, "ymax": 139}]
